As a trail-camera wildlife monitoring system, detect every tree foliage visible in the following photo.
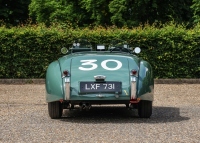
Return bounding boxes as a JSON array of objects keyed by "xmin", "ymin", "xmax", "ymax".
[
  {"xmin": 191, "ymin": 0, "xmax": 200, "ymax": 24},
  {"xmin": 80, "ymin": 0, "xmax": 112, "ymax": 26},
  {"xmin": 29, "ymin": 0, "xmax": 89, "ymax": 26},
  {"xmin": 0, "ymin": 0, "xmax": 197, "ymax": 27},
  {"xmin": 0, "ymin": 0, "xmax": 30, "ymax": 25},
  {"xmin": 109, "ymin": 0, "xmax": 193, "ymax": 27},
  {"xmin": 28, "ymin": 0, "xmax": 194, "ymax": 27}
]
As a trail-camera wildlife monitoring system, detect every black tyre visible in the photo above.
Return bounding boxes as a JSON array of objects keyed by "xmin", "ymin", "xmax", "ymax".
[
  {"xmin": 138, "ymin": 100, "xmax": 152, "ymax": 118},
  {"xmin": 48, "ymin": 101, "xmax": 63, "ymax": 119}
]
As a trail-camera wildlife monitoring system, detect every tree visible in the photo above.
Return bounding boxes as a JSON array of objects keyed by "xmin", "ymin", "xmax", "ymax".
[
  {"xmin": 29, "ymin": 0, "xmax": 89, "ymax": 26},
  {"xmin": 109, "ymin": 0, "xmax": 129, "ymax": 27},
  {"xmin": 0, "ymin": 0, "xmax": 31, "ymax": 25},
  {"xmin": 109, "ymin": 0, "xmax": 193, "ymax": 27},
  {"xmin": 29, "ymin": 0, "xmax": 59, "ymax": 25},
  {"xmin": 29, "ymin": 0, "xmax": 194, "ymax": 27},
  {"xmin": 191, "ymin": 0, "xmax": 200, "ymax": 24},
  {"xmin": 80, "ymin": 0, "xmax": 112, "ymax": 26}
]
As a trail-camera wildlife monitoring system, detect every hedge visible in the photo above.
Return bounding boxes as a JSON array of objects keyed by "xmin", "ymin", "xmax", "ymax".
[{"xmin": 0, "ymin": 23, "xmax": 199, "ymax": 78}]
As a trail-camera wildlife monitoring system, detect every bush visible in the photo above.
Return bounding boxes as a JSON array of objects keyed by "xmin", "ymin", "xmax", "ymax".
[{"xmin": 0, "ymin": 23, "xmax": 199, "ymax": 78}]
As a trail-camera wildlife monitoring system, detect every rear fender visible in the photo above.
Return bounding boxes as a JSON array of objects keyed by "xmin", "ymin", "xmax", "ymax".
[
  {"xmin": 137, "ymin": 61, "xmax": 154, "ymax": 101},
  {"xmin": 45, "ymin": 61, "xmax": 64, "ymax": 102}
]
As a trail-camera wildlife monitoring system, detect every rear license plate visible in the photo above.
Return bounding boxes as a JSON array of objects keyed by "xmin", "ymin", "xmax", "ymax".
[{"xmin": 80, "ymin": 81, "xmax": 122, "ymax": 93}]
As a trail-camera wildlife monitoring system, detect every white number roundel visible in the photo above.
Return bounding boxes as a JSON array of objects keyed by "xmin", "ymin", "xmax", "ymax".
[
  {"xmin": 79, "ymin": 59, "xmax": 122, "ymax": 71},
  {"xmin": 101, "ymin": 59, "xmax": 122, "ymax": 71}
]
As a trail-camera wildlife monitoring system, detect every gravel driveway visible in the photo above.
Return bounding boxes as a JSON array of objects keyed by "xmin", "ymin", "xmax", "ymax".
[{"xmin": 0, "ymin": 84, "xmax": 200, "ymax": 143}]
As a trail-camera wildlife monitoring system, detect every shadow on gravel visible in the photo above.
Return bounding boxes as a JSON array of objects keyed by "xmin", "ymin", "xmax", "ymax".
[{"xmin": 59, "ymin": 106, "xmax": 190, "ymax": 124}]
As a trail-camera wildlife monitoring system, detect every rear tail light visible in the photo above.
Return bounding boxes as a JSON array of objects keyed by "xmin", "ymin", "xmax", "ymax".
[
  {"xmin": 130, "ymin": 69, "xmax": 137, "ymax": 76},
  {"xmin": 63, "ymin": 70, "xmax": 70, "ymax": 77}
]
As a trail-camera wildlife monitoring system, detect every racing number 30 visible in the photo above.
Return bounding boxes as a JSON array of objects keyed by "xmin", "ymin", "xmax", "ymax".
[{"xmin": 79, "ymin": 59, "xmax": 122, "ymax": 71}]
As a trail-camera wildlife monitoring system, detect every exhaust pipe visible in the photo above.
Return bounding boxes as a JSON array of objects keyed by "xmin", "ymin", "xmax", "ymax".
[
  {"xmin": 85, "ymin": 103, "xmax": 91, "ymax": 111},
  {"xmin": 79, "ymin": 103, "xmax": 91, "ymax": 111},
  {"xmin": 79, "ymin": 103, "xmax": 85, "ymax": 111}
]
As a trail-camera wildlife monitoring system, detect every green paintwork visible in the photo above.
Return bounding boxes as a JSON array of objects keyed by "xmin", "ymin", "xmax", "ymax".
[
  {"xmin": 137, "ymin": 61, "xmax": 154, "ymax": 100},
  {"xmin": 45, "ymin": 51, "xmax": 154, "ymax": 103},
  {"xmin": 70, "ymin": 54, "xmax": 132, "ymax": 100},
  {"xmin": 45, "ymin": 61, "xmax": 63, "ymax": 102}
]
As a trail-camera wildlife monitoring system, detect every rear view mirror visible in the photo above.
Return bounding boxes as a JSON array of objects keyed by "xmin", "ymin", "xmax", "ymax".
[
  {"xmin": 134, "ymin": 47, "xmax": 141, "ymax": 54},
  {"xmin": 61, "ymin": 47, "xmax": 68, "ymax": 54}
]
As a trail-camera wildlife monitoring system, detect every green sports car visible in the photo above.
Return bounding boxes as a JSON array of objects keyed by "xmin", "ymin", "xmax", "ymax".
[{"xmin": 45, "ymin": 39, "xmax": 154, "ymax": 119}]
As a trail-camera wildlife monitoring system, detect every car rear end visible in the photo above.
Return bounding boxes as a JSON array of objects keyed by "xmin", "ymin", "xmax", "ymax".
[
  {"xmin": 60, "ymin": 54, "xmax": 140, "ymax": 107},
  {"xmin": 46, "ymin": 53, "xmax": 153, "ymax": 119}
]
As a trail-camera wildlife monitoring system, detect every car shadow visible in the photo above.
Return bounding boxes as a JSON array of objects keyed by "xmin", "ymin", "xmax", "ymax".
[{"xmin": 59, "ymin": 106, "xmax": 190, "ymax": 124}]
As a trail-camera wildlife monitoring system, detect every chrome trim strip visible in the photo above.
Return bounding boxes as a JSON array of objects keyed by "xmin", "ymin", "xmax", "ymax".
[
  {"xmin": 65, "ymin": 77, "xmax": 70, "ymax": 82},
  {"xmin": 131, "ymin": 77, "xmax": 137, "ymax": 82}
]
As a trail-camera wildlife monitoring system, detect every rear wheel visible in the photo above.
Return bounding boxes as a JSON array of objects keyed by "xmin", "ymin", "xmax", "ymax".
[
  {"xmin": 48, "ymin": 101, "xmax": 63, "ymax": 119},
  {"xmin": 138, "ymin": 100, "xmax": 152, "ymax": 118}
]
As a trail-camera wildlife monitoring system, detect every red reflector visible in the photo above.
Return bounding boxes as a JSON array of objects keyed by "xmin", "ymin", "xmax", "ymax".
[
  {"xmin": 131, "ymin": 70, "xmax": 137, "ymax": 75},
  {"xmin": 130, "ymin": 98, "xmax": 140, "ymax": 103}
]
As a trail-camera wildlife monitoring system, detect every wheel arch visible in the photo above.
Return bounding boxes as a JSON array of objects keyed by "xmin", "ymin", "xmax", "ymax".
[
  {"xmin": 137, "ymin": 60, "xmax": 154, "ymax": 101},
  {"xmin": 45, "ymin": 61, "xmax": 64, "ymax": 102}
]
